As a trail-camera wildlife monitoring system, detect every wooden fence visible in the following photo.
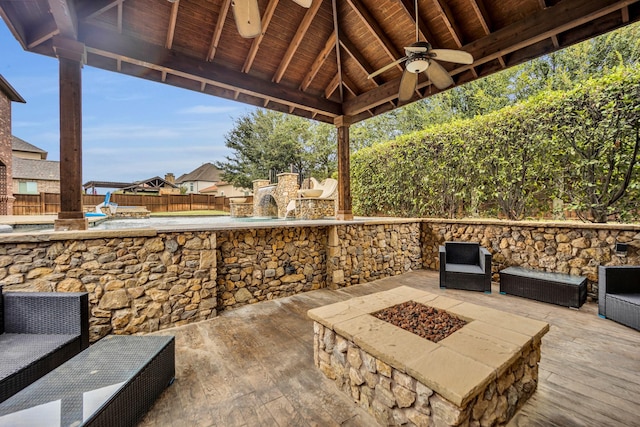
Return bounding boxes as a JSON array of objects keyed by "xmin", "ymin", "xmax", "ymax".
[{"xmin": 12, "ymin": 193, "xmax": 253, "ymax": 215}]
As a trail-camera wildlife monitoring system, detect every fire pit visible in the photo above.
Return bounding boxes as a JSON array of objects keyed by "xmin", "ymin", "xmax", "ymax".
[{"xmin": 308, "ymin": 286, "xmax": 549, "ymax": 426}]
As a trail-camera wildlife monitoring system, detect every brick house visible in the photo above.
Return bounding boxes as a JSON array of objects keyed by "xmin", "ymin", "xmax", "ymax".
[
  {"xmin": 0, "ymin": 75, "xmax": 26, "ymax": 215},
  {"xmin": 12, "ymin": 136, "xmax": 60, "ymax": 195}
]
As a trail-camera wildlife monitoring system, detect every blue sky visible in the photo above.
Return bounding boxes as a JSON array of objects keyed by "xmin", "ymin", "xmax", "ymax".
[{"xmin": 0, "ymin": 22, "xmax": 254, "ymax": 184}]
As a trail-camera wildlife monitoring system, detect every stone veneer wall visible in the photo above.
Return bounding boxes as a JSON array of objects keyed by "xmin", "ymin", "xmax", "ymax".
[
  {"xmin": 0, "ymin": 221, "xmax": 420, "ymax": 342},
  {"xmin": 216, "ymin": 227, "xmax": 328, "ymax": 308},
  {"xmin": 421, "ymin": 219, "xmax": 640, "ymax": 299},
  {"xmin": 1, "ymin": 218, "xmax": 638, "ymax": 341},
  {"xmin": 313, "ymin": 322, "xmax": 541, "ymax": 427},
  {"xmin": 327, "ymin": 223, "xmax": 423, "ymax": 288},
  {"xmin": 0, "ymin": 230, "xmax": 218, "ymax": 342}
]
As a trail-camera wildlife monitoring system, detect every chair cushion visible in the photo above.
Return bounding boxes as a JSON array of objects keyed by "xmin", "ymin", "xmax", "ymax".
[
  {"xmin": 608, "ymin": 293, "xmax": 640, "ymax": 307},
  {"xmin": 446, "ymin": 263, "xmax": 485, "ymax": 275},
  {"xmin": 445, "ymin": 242, "xmax": 479, "ymax": 265},
  {"xmin": 0, "ymin": 333, "xmax": 79, "ymax": 379}
]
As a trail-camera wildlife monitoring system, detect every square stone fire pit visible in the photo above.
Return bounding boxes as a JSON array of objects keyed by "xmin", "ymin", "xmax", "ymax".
[{"xmin": 308, "ymin": 286, "xmax": 549, "ymax": 426}]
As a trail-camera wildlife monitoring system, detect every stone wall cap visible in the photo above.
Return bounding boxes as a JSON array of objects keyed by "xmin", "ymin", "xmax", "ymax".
[{"xmin": 420, "ymin": 217, "xmax": 640, "ymax": 231}]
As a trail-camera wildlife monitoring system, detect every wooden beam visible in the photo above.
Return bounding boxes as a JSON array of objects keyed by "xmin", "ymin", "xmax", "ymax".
[
  {"xmin": 432, "ymin": 0, "xmax": 464, "ymax": 47},
  {"xmin": 273, "ymin": 0, "xmax": 323, "ymax": 83},
  {"xmin": 343, "ymin": 0, "xmax": 637, "ymax": 116},
  {"xmin": 47, "ymin": 0, "xmax": 78, "ymax": 39},
  {"xmin": 339, "ymin": 36, "xmax": 383, "ymax": 85},
  {"xmin": 53, "ymin": 37, "xmax": 86, "ymax": 229},
  {"xmin": 242, "ymin": 0, "xmax": 279, "ymax": 72},
  {"xmin": 469, "ymin": 0, "xmax": 491, "ymax": 35},
  {"xmin": 81, "ymin": 24, "xmax": 342, "ymax": 117},
  {"xmin": 78, "ymin": 0, "xmax": 122, "ymax": 20},
  {"xmin": 300, "ymin": 32, "xmax": 336, "ymax": 91},
  {"xmin": 325, "ymin": 73, "xmax": 340, "ymax": 99},
  {"xmin": 166, "ymin": 0, "xmax": 179, "ymax": 49},
  {"xmin": 334, "ymin": 116, "xmax": 353, "ymax": 220},
  {"xmin": 331, "ymin": 0, "xmax": 343, "ymax": 102},
  {"xmin": 117, "ymin": 1, "xmax": 123, "ymax": 33},
  {"xmin": 346, "ymin": 0, "xmax": 404, "ymax": 69},
  {"xmin": 341, "ymin": 73, "xmax": 358, "ymax": 96},
  {"xmin": 207, "ymin": 0, "xmax": 232, "ymax": 61},
  {"xmin": 26, "ymin": 19, "xmax": 60, "ymax": 49},
  {"xmin": 397, "ymin": 0, "xmax": 437, "ymax": 44}
]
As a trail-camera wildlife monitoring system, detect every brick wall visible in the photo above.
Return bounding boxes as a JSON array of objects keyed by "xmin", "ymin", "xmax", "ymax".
[{"xmin": 0, "ymin": 93, "xmax": 14, "ymax": 214}]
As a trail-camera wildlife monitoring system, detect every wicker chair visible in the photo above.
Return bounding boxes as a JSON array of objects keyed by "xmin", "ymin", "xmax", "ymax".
[
  {"xmin": 0, "ymin": 286, "xmax": 89, "ymax": 402},
  {"xmin": 439, "ymin": 242, "xmax": 492, "ymax": 292},
  {"xmin": 598, "ymin": 266, "xmax": 640, "ymax": 331}
]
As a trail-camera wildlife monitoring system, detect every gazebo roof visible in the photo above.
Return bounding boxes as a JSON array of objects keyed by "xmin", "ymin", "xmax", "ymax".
[{"xmin": 1, "ymin": 0, "xmax": 638, "ymax": 125}]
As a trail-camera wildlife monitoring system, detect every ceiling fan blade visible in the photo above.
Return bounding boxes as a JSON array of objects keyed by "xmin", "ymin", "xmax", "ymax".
[
  {"xmin": 426, "ymin": 60, "xmax": 454, "ymax": 90},
  {"xmin": 398, "ymin": 70, "xmax": 418, "ymax": 102},
  {"xmin": 430, "ymin": 49, "xmax": 473, "ymax": 65},
  {"xmin": 405, "ymin": 45, "xmax": 428, "ymax": 54},
  {"xmin": 368, "ymin": 57, "xmax": 407, "ymax": 79},
  {"xmin": 291, "ymin": 0, "xmax": 313, "ymax": 7},
  {"xmin": 232, "ymin": 0, "xmax": 262, "ymax": 38}
]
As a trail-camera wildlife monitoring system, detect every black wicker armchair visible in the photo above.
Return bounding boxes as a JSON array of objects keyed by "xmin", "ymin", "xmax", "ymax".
[
  {"xmin": 598, "ymin": 265, "xmax": 640, "ymax": 331},
  {"xmin": 439, "ymin": 242, "xmax": 492, "ymax": 292},
  {"xmin": 0, "ymin": 286, "xmax": 89, "ymax": 402}
]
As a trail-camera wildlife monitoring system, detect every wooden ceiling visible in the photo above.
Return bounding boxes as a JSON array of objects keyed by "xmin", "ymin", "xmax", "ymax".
[{"xmin": 1, "ymin": 0, "xmax": 639, "ymax": 125}]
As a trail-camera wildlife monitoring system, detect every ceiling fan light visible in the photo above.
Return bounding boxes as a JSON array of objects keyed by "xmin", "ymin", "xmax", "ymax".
[{"xmin": 406, "ymin": 57, "xmax": 429, "ymax": 74}]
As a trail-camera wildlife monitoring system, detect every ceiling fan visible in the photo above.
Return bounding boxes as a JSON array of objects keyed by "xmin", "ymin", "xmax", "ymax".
[
  {"xmin": 232, "ymin": 0, "xmax": 312, "ymax": 38},
  {"xmin": 368, "ymin": 0, "xmax": 473, "ymax": 102}
]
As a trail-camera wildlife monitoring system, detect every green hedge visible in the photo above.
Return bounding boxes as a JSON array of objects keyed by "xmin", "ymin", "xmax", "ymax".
[{"xmin": 352, "ymin": 65, "xmax": 640, "ymax": 222}]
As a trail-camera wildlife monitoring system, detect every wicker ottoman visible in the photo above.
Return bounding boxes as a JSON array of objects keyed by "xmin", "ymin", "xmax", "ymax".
[
  {"xmin": 500, "ymin": 266, "xmax": 587, "ymax": 308},
  {"xmin": 0, "ymin": 335, "xmax": 174, "ymax": 427}
]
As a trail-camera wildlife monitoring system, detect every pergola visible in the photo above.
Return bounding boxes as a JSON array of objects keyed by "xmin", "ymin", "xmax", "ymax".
[{"xmin": 1, "ymin": 0, "xmax": 638, "ymax": 230}]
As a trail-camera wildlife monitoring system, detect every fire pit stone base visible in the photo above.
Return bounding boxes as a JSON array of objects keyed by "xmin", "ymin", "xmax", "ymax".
[{"xmin": 308, "ymin": 286, "xmax": 549, "ymax": 427}]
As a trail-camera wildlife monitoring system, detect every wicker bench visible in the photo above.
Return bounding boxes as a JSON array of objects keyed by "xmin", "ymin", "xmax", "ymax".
[
  {"xmin": 0, "ymin": 335, "xmax": 175, "ymax": 426},
  {"xmin": 598, "ymin": 266, "xmax": 640, "ymax": 331},
  {"xmin": 0, "ymin": 286, "xmax": 89, "ymax": 403},
  {"xmin": 499, "ymin": 266, "xmax": 587, "ymax": 308}
]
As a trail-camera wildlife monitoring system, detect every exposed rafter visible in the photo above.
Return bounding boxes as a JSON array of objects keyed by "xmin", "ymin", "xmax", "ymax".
[
  {"xmin": 344, "ymin": 0, "xmax": 638, "ymax": 117},
  {"xmin": 432, "ymin": 0, "xmax": 464, "ymax": 47},
  {"xmin": 166, "ymin": 0, "xmax": 179, "ymax": 49},
  {"xmin": 300, "ymin": 32, "xmax": 336, "ymax": 91},
  {"xmin": 207, "ymin": 0, "xmax": 232, "ymax": 61},
  {"xmin": 346, "ymin": 0, "xmax": 404, "ymax": 70},
  {"xmin": 242, "ymin": 0, "xmax": 280, "ymax": 72},
  {"xmin": 273, "ymin": 0, "xmax": 323, "ymax": 83},
  {"xmin": 468, "ymin": 0, "xmax": 506, "ymax": 68}
]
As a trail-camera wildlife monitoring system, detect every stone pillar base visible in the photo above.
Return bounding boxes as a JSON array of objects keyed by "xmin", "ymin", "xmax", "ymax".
[{"xmin": 54, "ymin": 218, "xmax": 88, "ymax": 231}]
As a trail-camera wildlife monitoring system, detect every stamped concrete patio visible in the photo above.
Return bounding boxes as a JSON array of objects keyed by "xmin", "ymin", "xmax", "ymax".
[{"xmin": 138, "ymin": 270, "xmax": 640, "ymax": 426}]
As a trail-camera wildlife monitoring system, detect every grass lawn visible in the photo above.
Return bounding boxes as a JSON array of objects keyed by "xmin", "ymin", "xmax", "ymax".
[{"xmin": 150, "ymin": 210, "xmax": 229, "ymax": 217}]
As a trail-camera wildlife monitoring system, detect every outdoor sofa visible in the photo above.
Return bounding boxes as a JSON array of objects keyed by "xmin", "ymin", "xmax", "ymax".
[
  {"xmin": 439, "ymin": 241, "xmax": 492, "ymax": 292},
  {"xmin": 598, "ymin": 265, "xmax": 640, "ymax": 331},
  {"xmin": 0, "ymin": 285, "xmax": 89, "ymax": 402}
]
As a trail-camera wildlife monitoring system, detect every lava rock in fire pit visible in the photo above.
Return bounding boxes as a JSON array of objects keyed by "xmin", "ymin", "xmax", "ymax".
[{"xmin": 372, "ymin": 300, "xmax": 466, "ymax": 343}]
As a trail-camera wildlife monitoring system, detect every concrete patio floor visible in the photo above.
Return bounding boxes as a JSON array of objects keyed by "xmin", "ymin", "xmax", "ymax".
[{"xmin": 138, "ymin": 270, "xmax": 640, "ymax": 426}]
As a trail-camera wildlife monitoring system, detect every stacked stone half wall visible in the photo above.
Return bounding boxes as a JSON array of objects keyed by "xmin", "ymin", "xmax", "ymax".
[{"xmin": 421, "ymin": 219, "xmax": 640, "ymax": 299}]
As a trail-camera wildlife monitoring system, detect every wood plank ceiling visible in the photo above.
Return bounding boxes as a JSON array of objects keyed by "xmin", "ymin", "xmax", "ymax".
[{"xmin": 1, "ymin": 0, "xmax": 639, "ymax": 125}]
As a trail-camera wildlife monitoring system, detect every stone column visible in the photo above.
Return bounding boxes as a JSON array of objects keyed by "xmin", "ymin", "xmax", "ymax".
[{"xmin": 275, "ymin": 173, "xmax": 299, "ymax": 217}]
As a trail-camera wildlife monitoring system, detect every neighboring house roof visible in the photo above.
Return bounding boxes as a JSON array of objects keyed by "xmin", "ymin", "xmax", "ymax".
[
  {"xmin": 121, "ymin": 176, "xmax": 179, "ymax": 193},
  {"xmin": 176, "ymin": 163, "xmax": 223, "ymax": 183},
  {"xmin": 12, "ymin": 156, "xmax": 59, "ymax": 181},
  {"xmin": 12, "ymin": 136, "xmax": 48, "ymax": 159},
  {"xmin": 199, "ymin": 184, "xmax": 219, "ymax": 193},
  {"xmin": 0, "ymin": 75, "xmax": 26, "ymax": 103},
  {"xmin": 83, "ymin": 181, "xmax": 135, "ymax": 190}
]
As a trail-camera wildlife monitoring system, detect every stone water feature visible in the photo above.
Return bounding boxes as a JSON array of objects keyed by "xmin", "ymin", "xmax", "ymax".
[{"xmin": 229, "ymin": 173, "xmax": 337, "ymax": 219}]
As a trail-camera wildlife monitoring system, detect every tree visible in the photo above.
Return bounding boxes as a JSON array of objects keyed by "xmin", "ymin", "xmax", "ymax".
[
  {"xmin": 217, "ymin": 109, "xmax": 336, "ymax": 188},
  {"xmin": 554, "ymin": 67, "xmax": 640, "ymax": 222}
]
